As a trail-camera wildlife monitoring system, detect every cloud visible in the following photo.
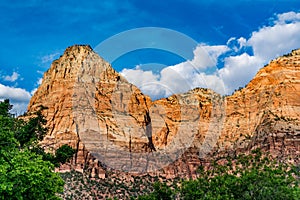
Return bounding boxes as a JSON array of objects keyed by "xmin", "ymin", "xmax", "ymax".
[
  {"xmin": 248, "ymin": 16, "xmax": 300, "ymax": 62},
  {"xmin": 219, "ymin": 53, "xmax": 263, "ymax": 94},
  {"xmin": 3, "ymin": 72, "xmax": 20, "ymax": 82},
  {"xmin": 0, "ymin": 84, "xmax": 30, "ymax": 102},
  {"xmin": 0, "ymin": 74, "xmax": 43, "ymax": 114},
  {"xmin": 190, "ymin": 45, "xmax": 229, "ymax": 70},
  {"xmin": 121, "ymin": 66, "xmax": 159, "ymax": 87},
  {"xmin": 192, "ymin": 73, "xmax": 225, "ymax": 95},
  {"xmin": 276, "ymin": 11, "xmax": 300, "ymax": 24},
  {"xmin": 41, "ymin": 52, "xmax": 60, "ymax": 64},
  {"xmin": 220, "ymin": 11, "xmax": 300, "ymax": 93},
  {"xmin": 0, "ymin": 84, "xmax": 31, "ymax": 115},
  {"xmin": 121, "ymin": 11, "xmax": 300, "ymax": 98},
  {"xmin": 217, "ymin": 11, "xmax": 300, "ymax": 94},
  {"xmin": 121, "ymin": 66, "xmax": 164, "ymax": 98},
  {"xmin": 121, "ymin": 44, "xmax": 229, "ymax": 98},
  {"xmin": 226, "ymin": 37, "xmax": 247, "ymax": 52}
]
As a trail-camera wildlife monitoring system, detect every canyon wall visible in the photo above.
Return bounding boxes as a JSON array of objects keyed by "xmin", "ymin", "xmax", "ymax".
[{"xmin": 27, "ymin": 45, "xmax": 300, "ymax": 178}]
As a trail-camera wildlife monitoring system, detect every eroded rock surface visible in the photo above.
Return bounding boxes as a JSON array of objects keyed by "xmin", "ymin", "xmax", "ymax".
[{"xmin": 28, "ymin": 45, "xmax": 300, "ymax": 178}]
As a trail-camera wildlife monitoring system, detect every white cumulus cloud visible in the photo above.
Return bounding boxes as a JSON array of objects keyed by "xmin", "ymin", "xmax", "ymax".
[
  {"xmin": 248, "ymin": 21, "xmax": 300, "ymax": 62},
  {"xmin": 276, "ymin": 11, "xmax": 300, "ymax": 24},
  {"xmin": 190, "ymin": 45, "xmax": 229, "ymax": 70},
  {"xmin": 120, "ymin": 66, "xmax": 165, "ymax": 98},
  {"xmin": 0, "ymin": 84, "xmax": 31, "ymax": 115},
  {"xmin": 219, "ymin": 53, "xmax": 264, "ymax": 94}
]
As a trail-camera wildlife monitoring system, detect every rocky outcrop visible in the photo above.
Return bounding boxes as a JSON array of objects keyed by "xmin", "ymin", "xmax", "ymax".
[
  {"xmin": 27, "ymin": 45, "xmax": 300, "ymax": 178},
  {"xmin": 219, "ymin": 50, "xmax": 300, "ymax": 156}
]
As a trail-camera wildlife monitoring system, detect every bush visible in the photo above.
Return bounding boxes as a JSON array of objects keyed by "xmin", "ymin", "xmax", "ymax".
[{"xmin": 55, "ymin": 144, "xmax": 76, "ymax": 164}]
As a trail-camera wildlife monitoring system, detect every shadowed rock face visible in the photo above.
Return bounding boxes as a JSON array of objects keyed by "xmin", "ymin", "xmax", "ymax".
[{"xmin": 28, "ymin": 45, "xmax": 300, "ymax": 177}]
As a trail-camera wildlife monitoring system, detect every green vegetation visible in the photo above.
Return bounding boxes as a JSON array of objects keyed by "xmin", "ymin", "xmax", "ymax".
[
  {"xmin": 137, "ymin": 182, "xmax": 174, "ymax": 200},
  {"xmin": 139, "ymin": 149, "xmax": 300, "ymax": 200},
  {"xmin": 55, "ymin": 144, "xmax": 76, "ymax": 165},
  {"xmin": 0, "ymin": 99, "xmax": 75, "ymax": 199}
]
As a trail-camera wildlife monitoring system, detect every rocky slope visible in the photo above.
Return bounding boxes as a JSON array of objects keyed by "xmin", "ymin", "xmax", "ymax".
[
  {"xmin": 27, "ymin": 45, "xmax": 300, "ymax": 179},
  {"xmin": 220, "ymin": 51, "xmax": 300, "ymax": 160}
]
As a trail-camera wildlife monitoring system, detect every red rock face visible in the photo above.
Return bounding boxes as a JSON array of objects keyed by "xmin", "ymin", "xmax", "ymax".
[
  {"xmin": 27, "ymin": 45, "xmax": 300, "ymax": 177},
  {"xmin": 220, "ymin": 51, "xmax": 300, "ymax": 156}
]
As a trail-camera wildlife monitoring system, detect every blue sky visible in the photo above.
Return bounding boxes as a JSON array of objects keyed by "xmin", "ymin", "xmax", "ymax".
[{"xmin": 0, "ymin": 0, "xmax": 300, "ymax": 114}]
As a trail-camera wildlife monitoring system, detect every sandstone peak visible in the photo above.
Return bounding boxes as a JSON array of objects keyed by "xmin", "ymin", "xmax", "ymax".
[
  {"xmin": 48, "ymin": 44, "xmax": 111, "ymax": 77},
  {"xmin": 55, "ymin": 44, "xmax": 95, "ymax": 64},
  {"xmin": 65, "ymin": 44, "xmax": 93, "ymax": 52}
]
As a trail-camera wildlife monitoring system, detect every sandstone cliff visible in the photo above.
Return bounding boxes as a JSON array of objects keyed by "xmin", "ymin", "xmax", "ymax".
[{"xmin": 27, "ymin": 45, "xmax": 300, "ymax": 178}]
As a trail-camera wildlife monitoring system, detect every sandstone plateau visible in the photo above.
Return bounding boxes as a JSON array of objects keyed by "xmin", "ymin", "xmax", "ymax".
[{"xmin": 27, "ymin": 45, "xmax": 300, "ymax": 178}]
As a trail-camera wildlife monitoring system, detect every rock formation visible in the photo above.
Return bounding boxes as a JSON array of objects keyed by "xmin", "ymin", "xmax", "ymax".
[{"xmin": 27, "ymin": 45, "xmax": 300, "ymax": 178}]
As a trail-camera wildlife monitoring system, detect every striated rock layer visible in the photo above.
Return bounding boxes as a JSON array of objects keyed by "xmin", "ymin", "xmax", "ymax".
[{"xmin": 28, "ymin": 45, "xmax": 300, "ymax": 178}]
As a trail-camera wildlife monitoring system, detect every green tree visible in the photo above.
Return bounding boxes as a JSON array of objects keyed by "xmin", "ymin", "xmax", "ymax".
[
  {"xmin": 0, "ymin": 100, "xmax": 67, "ymax": 199},
  {"xmin": 0, "ymin": 150, "xmax": 64, "ymax": 199},
  {"xmin": 14, "ymin": 110, "xmax": 48, "ymax": 148},
  {"xmin": 55, "ymin": 144, "xmax": 76, "ymax": 165},
  {"xmin": 0, "ymin": 99, "xmax": 12, "ymax": 117}
]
